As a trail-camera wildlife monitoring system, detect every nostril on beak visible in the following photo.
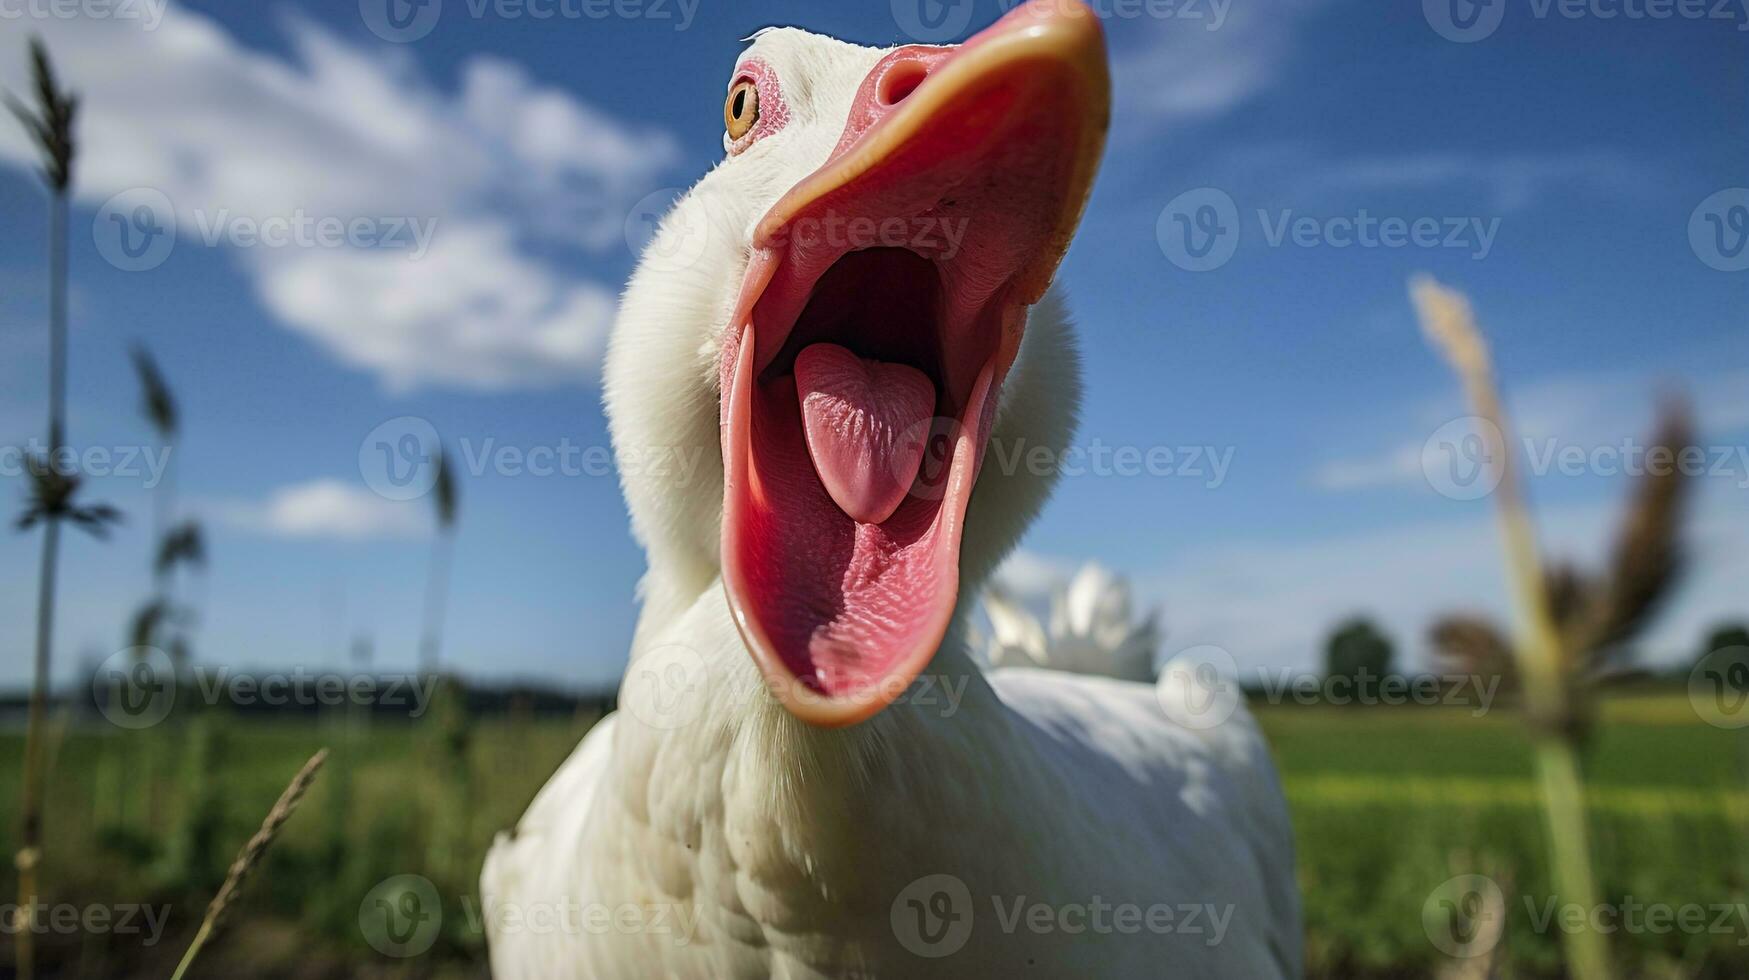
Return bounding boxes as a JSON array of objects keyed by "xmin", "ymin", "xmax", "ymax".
[{"xmin": 878, "ymin": 62, "xmax": 929, "ymax": 106}]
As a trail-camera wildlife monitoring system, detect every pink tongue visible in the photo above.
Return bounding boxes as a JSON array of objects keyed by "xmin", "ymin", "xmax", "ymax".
[{"xmin": 794, "ymin": 343, "xmax": 936, "ymax": 525}]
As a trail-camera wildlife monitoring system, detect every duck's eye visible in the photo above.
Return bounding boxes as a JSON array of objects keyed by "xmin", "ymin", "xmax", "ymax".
[{"xmin": 725, "ymin": 79, "xmax": 759, "ymax": 142}]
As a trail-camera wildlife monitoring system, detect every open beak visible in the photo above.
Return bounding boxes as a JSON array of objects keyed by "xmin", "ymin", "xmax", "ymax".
[{"xmin": 721, "ymin": 0, "xmax": 1111, "ymax": 726}]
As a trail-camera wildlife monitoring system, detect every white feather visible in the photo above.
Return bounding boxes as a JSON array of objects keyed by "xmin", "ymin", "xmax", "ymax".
[{"xmin": 985, "ymin": 564, "xmax": 1162, "ymax": 681}]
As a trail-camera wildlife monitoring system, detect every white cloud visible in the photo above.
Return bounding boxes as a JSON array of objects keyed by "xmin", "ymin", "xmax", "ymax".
[
  {"xmin": 0, "ymin": 6, "xmax": 678, "ymax": 390},
  {"xmin": 1311, "ymin": 444, "xmax": 1421, "ymax": 492},
  {"xmin": 218, "ymin": 479, "xmax": 426, "ymax": 540},
  {"xmin": 1314, "ymin": 368, "xmax": 1749, "ymax": 493},
  {"xmin": 259, "ymin": 222, "xmax": 619, "ymax": 389},
  {"xmin": 1294, "ymin": 149, "xmax": 1653, "ymax": 212},
  {"xmin": 993, "ymin": 549, "xmax": 1076, "ymax": 598},
  {"xmin": 1195, "ymin": 141, "xmax": 1659, "ymax": 217},
  {"xmin": 1112, "ymin": 0, "xmax": 1324, "ymax": 130},
  {"xmin": 1125, "ymin": 483, "xmax": 1749, "ymax": 677}
]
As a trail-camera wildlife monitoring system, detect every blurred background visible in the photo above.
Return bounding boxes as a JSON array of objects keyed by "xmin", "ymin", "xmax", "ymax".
[{"xmin": 0, "ymin": 0, "xmax": 1744, "ymax": 976}]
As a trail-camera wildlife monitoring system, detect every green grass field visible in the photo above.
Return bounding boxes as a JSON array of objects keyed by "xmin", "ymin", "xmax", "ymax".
[{"xmin": 1, "ymin": 691, "xmax": 1744, "ymax": 978}]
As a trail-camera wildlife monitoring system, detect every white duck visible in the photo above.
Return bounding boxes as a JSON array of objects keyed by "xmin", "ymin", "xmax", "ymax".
[
  {"xmin": 482, "ymin": 4, "xmax": 1300, "ymax": 977},
  {"xmin": 984, "ymin": 563, "xmax": 1162, "ymax": 681}
]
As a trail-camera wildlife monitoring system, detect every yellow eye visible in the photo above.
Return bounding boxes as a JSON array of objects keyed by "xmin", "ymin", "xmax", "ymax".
[{"xmin": 725, "ymin": 79, "xmax": 759, "ymax": 142}]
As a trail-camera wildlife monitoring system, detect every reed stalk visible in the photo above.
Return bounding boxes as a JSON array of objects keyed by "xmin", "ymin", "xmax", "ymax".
[
  {"xmin": 1411, "ymin": 276, "xmax": 1612, "ymax": 980},
  {"xmin": 168, "ymin": 749, "xmax": 328, "ymax": 980},
  {"xmin": 7, "ymin": 39, "xmax": 77, "ymax": 980}
]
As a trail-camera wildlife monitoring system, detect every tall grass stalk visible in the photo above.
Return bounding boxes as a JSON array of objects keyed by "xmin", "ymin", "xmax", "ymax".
[
  {"xmin": 419, "ymin": 445, "xmax": 458, "ymax": 674},
  {"xmin": 1411, "ymin": 276, "xmax": 1612, "ymax": 980},
  {"xmin": 131, "ymin": 345, "xmax": 179, "ymax": 569},
  {"xmin": 130, "ymin": 346, "xmax": 201, "ymax": 643},
  {"xmin": 169, "ymin": 749, "xmax": 328, "ymax": 980},
  {"xmin": 7, "ymin": 38, "xmax": 77, "ymax": 980}
]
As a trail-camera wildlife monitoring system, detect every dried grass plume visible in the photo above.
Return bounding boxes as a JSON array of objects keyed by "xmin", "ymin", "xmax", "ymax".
[{"xmin": 170, "ymin": 748, "xmax": 329, "ymax": 980}]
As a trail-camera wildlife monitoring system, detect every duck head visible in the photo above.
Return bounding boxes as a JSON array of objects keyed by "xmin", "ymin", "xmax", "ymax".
[{"xmin": 605, "ymin": 0, "xmax": 1110, "ymax": 727}]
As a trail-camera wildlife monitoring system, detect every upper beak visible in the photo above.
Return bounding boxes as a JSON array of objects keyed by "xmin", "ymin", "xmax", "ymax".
[{"xmin": 759, "ymin": 0, "xmax": 1110, "ymax": 307}]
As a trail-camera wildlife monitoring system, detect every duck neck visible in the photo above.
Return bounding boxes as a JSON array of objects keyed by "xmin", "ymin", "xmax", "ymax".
[{"xmin": 614, "ymin": 577, "xmax": 1021, "ymax": 889}]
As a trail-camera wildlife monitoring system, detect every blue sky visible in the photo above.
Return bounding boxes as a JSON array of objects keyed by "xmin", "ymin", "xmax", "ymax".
[{"xmin": 1, "ymin": 0, "xmax": 1745, "ymax": 690}]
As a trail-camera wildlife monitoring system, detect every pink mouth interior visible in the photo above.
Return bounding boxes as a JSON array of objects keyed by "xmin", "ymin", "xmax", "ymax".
[
  {"xmin": 729, "ymin": 248, "xmax": 1004, "ymax": 699},
  {"xmin": 720, "ymin": 44, "xmax": 1092, "ymax": 709}
]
